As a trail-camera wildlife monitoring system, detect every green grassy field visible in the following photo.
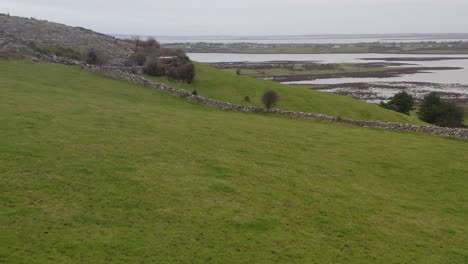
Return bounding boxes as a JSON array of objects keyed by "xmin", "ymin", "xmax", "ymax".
[
  {"xmin": 1, "ymin": 61, "xmax": 467, "ymax": 263},
  {"xmin": 150, "ymin": 63, "xmax": 425, "ymax": 125}
]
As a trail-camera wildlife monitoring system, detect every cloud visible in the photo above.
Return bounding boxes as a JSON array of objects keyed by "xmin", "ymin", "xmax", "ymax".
[{"xmin": 1, "ymin": 0, "xmax": 468, "ymax": 35}]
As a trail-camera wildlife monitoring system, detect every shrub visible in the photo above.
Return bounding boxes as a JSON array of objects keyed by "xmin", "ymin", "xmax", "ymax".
[
  {"xmin": 434, "ymin": 102, "xmax": 464, "ymax": 127},
  {"xmin": 244, "ymin": 96, "xmax": 251, "ymax": 102},
  {"xmin": 262, "ymin": 90, "xmax": 279, "ymax": 109},
  {"xmin": 418, "ymin": 92, "xmax": 464, "ymax": 127},
  {"xmin": 145, "ymin": 38, "xmax": 160, "ymax": 48},
  {"xmin": 52, "ymin": 46, "xmax": 80, "ymax": 60},
  {"xmin": 28, "ymin": 41, "xmax": 80, "ymax": 60},
  {"xmin": 418, "ymin": 92, "xmax": 441, "ymax": 124},
  {"xmin": 160, "ymin": 48, "xmax": 186, "ymax": 57},
  {"xmin": 125, "ymin": 53, "xmax": 146, "ymax": 66},
  {"xmin": 83, "ymin": 49, "xmax": 110, "ymax": 65},
  {"xmin": 133, "ymin": 37, "xmax": 141, "ymax": 49},
  {"xmin": 192, "ymin": 90, "xmax": 198, "ymax": 96},
  {"xmin": 85, "ymin": 50, "xmax": 99, "ymax": 64},
  {"xmin": 380, "ymin": 91, "xmax": 415, "ymax": 115},
  {"xmin": 143, "ymin": 55, "xmax": 196, "ymax": 83},
  {"xmin": 236, "ymin": 69, "xmax": 241, "ymax": 75},
  {"xmin": 136, "ymin": 37, "xmax": 161, "ymax": 57},
  {"xmin": 166, "ymin": 56, "xmax": 196, "ymax": 83},
  {"xmin": 143, "ymin": 60, "xmax": 165, "ymax": 76},
  {"xmin": 0, "ymin": 47, "xmax": 25, "ymax": 59}
]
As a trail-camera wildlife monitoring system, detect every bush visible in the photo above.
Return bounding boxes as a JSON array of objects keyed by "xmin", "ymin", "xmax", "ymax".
[
  {"xmin": 236, "ymin": 69, "xmax": 241, "ymax": 75},
  {"xmin": 166, "ymin": 57, "xmax": 196, "ymax": 83},
  {"xmin": 0, "ymin": 47, "xmax": 25, "ymax": 60},
  {"xmin": 28, "ymin": 41, "xmax": 80, "ymax": 60},
  {"xmin": 192, "ymin": 90, "xmax": 198, "ymax": 96},
  {"xmin": 51, "ymin": 46, "xmax": 80, "ymax": 60},
  {"xmin": 28, "ymin": 41, "xmax": 42, "ymax": 53},
  {"xmin": 86, "ymin": 50, "xmax": 98, "ymax": 64},
  {"xmin": 435, "ymin": 102, "xmax": 464, "ymax": 127},
  {"xmin": 262, "ymin": 90, "xmax": 279, "ymax": 109},
  {"xmin": 244, "ymin": 96, "xmax": 251, "ymax": 102},
  {"xmin": 125, "ymin": 53, "xmax": 146, "ymax": 66},
  {"xmin": 160, "ymin": 48, "xmax": 186, "ymax": 58},
  {"xmin": 143, "ymin": 55, "xmax": 196, "ymax": 83},
  {"xmin": 418, "ymin": 92, "xmax": 464, "ymax": 127},
  {"xmin": 167, "ymin": 63, "xmax": 195, "ymax": 83},
  {"xmin": 418, "ymin": 92, "xmax": 441, "ymax": 124},
  {"xmin": 146, "ymin": 38, "xmax": 160, "ymax": 48},
  {"xmin": 143, "ymin": 60, "xmax": 165, "ymax": 76},
  {"xmin": 136, "ymin": 37, "xmax": 161, "ymax": 57},
  {"xmin": 141, "ymin": 38, "xmax": 160, "ymax": 49},
  {"xmin": 84, "ymin": 49, "xmax": 110, "ymax": 65},
  {"xmin": 380, "ymin": 91, "xmax": 415, "ymax": 115}
]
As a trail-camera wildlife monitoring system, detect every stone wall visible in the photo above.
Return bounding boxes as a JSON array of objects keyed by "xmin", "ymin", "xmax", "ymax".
[{"xmin": 36, "ymin": 55, "xmax": 468, "ymax": 139}]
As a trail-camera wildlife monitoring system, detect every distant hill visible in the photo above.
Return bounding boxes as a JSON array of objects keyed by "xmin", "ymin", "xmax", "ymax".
[{"xmin": 0, "ymin": 13, "xmax": 133, "ymax": 62}]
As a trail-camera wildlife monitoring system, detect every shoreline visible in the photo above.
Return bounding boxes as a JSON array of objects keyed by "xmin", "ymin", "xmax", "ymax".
[
  {"xmin": 253, "ymin": 67, "xmax": 462, "ymax": 82},
  {"xmin": 208, "ymin": 61, "xmax": 462, "ymax": 82},
  {"xmin": 186, "ymin": 51, "xmax": 468, "ymax": 55},
  {"xmin": 315, "ymin": 82, "xmax": 468, "ymax": 104},
  {"xmin": 360, "ymin": 57, "xmax": 468, "ymax": 61}
]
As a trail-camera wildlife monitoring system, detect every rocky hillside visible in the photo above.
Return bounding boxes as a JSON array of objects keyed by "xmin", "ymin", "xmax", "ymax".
[{"xmin": 0, "ymin": 13, "xmax": 133, "ymax": 62}]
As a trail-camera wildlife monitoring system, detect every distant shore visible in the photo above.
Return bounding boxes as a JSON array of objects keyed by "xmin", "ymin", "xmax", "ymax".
[
  {"xmin": 163, "ymin": 41, "xmax": 468, "ymax": 55},
  {"xmin": 208, "ymin": 61, "xmax": 462, "ymax": 82}
]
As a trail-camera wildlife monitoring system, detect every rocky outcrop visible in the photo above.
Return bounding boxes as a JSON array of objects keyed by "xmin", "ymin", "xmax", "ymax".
[
  {"xmin": 0, "ymin": 14, "xmax": 133, "ymax": 62},
  {"xmin": 35, "ymin": 55, "xmax": 468, "ymax": 139}
]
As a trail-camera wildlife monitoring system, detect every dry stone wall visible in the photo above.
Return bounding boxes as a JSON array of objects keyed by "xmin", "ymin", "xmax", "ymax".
[{"xmin": 36, "ymin": 55, "xmax": 468, "ymax": 139}]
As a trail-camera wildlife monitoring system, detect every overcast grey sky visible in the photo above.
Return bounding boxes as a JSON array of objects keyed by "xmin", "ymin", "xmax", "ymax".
[{"xmin": 2, "ymin": 0, "xmax": 468, "ymax": 36}]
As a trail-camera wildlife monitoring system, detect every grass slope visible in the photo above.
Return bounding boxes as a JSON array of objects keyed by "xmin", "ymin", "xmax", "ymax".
[
  {"xmin": 1, "ymin": 61, "xmax": 467, "ymax": 263},
  {"xmin": 150, "ymin": 63, "xmax": 425, "ymax": 125}
]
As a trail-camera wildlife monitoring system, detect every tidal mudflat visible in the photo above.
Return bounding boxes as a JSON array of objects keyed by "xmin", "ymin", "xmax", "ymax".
[
  {"xmin": 315, "ymin": 82, "xmax": 468, "ymax": 104},
  {"xmin": 192, "ymin": 53, "xmax": 468, "ymax": 104}
]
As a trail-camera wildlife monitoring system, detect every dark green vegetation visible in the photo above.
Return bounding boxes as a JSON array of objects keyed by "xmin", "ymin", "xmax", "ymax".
[
  {"xmin": 1, "ymin": 60, "xmax": 467, "ymax": 263},
  {"xmin": 85, "ymin": 50, "xmax": 98, "ymax": 65},
  {"xmin": 164, "ymin": 41, "xmax": 468, "ymax": 54},
  {"xmin": 144, "ymin": 56, "xmax": 195, "ymax": 84},
  {"xmin": 463, "ymin": 105, "xmax": 468, "ymax": 126},
  {"xmin": 418, "ymin": 92, "xmax": 465, "ymax": 127},
  {"xmin": 149, "ymin": 63, "xmax": 425, "ymax": 124},
  {"xmin": 125, "ymin": 38, "xmax": 196, "ymax": 83},
  {"xmin": 261, "ymin": 89, "xmax": 279, "ymax": 109},
  {"xmin": 28, "ymin": 41, "xmax": 81, "ymax": 60},
  {"xmin": 380, "ymin": 91, "xmax": 415, "ymax": 115}
]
